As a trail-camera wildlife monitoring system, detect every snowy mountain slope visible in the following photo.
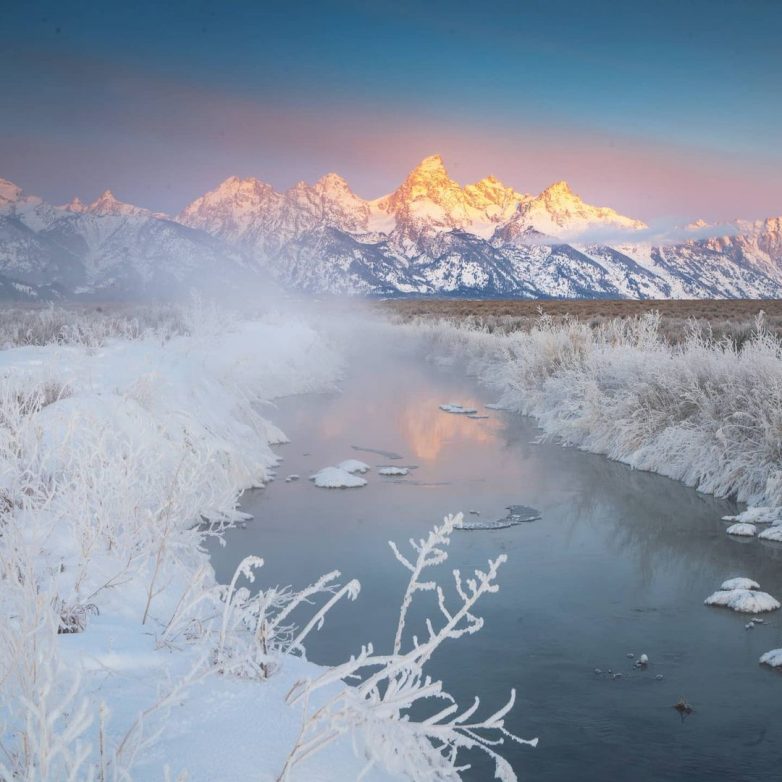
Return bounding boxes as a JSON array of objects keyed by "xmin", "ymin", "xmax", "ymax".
[{"xmin": 0, "ymin": 179, "xmax": 256, "ymax": 299}]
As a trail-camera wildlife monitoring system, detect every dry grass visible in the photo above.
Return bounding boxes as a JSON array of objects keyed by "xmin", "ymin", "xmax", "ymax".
[{"xmin": 378, "ymin": 299, "xmax": 782, "ymax": 345}]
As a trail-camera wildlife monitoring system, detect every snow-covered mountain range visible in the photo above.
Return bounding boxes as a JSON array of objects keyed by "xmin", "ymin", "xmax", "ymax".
[{"xmin": 2, "ymin": 155, "xmax": 782, "ymax": 300}]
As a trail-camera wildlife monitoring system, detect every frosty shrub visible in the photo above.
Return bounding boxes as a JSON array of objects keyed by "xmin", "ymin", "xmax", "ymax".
[{"xmin": 276, "ymin": 513, "xmax": 537, "ymax": 782}]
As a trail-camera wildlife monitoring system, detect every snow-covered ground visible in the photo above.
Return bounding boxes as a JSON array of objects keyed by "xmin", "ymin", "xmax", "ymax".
[{"xmin": 0, "ymin": 306, "xmax": 530, "ymax": 781}]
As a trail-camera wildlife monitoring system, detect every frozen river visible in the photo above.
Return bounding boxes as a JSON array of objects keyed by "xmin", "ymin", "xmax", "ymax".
[{"xmin": 208, "ymin": 346, "xmax": 782, "ymax": 781}]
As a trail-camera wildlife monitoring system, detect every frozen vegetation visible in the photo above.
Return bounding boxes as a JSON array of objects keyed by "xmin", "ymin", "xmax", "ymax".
[{"xmin": 0, "ymin": 305, "xmax": 532, "ymax": 782}]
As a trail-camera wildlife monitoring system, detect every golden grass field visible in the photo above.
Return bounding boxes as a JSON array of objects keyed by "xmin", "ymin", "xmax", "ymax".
[{"xmin": 378, "ymin": 298, "xmax": 782, "ymax": 343}]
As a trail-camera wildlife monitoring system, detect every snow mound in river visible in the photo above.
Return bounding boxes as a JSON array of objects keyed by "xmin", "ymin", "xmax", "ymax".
[
  {"xmin": 705, "ymin": 588, "xmax": 780, "ymax": 613},
  {"xmin": 720, "ymin": 577, "xmax": 760, "ymax": 591},
  {"xmin": 760, "ymin": 648, "xmax": 782, "ymax": 668},
  {"xmin": 337, "ymin": 459, "xmax": 371, "ymax": 474},
  {"xmin": 726, "ymin": 522, "xmax": 757, "ymax": 537},
  {"xmin": 310, "ymin": 466, "xmax": 367, "ymax": 488},
  {"xmin": 379, "ymin": 466, "xmax": 409, "ymax": 476}
]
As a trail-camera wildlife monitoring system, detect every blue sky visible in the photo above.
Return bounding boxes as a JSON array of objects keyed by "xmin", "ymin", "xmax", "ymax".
[{"xmin": 2, "ymin": 0, "xmax": 781, "ymax": 219}]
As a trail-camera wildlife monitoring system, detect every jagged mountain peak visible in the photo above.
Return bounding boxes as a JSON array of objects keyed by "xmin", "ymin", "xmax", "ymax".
[
  {"xmin": 313, "ymin": 172, "xmax": 352, "ymax": 193},
  {"xmin": 64, "ymin": 196, "xmax": 87, "ymax": 213},
  {"xmin": 0, "ymin": 178, "xmax": 23, "ymax": 206},
  {"xmin": 412, "ymin": 153, "xmax": 447, "ymax": 174},
  {"xmin": 542, "ymin": 179, "xmax": 574, "ymax": 198}
]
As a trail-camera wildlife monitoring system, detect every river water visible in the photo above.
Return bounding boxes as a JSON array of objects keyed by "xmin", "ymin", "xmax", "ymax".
[{"xmin": 208, "ymin": 346, "xmax": 782, "ymax": 781}]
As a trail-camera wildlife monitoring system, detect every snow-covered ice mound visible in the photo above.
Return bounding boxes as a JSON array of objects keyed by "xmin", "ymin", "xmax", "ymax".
[
  {"xmin": 758, "ymin": 526, "xmax": 782, "ymax": 542},
  {"xmin": 726, "ymin": 522, "xmax": 757, "ymax": 537},
  {"xmin": 760, "ymin": 649, "xmax": 782, "ymax": 668},
  {"xmin": 439, "ymin": 402, "xmax": 479, "ymax": 415},
  {"xmin": 337, "ymin": 459, "xmax": 370, "ymax": 474},
  {"xmin": 720, "ymin": 577, "xmax": 760, "ymax": 591},
  {"xmin": 309, "ymin": 466, "xmax": 367, "ymax": 488},
  {"xmin": 378, "ymin": 466, "xmax": 409, "ymax": 476},
  {"xmin": 705, "ymin": 588, "xmax": 780, "ymax": 614}
]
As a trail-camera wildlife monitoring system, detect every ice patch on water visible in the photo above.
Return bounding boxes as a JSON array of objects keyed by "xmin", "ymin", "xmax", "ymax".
[
  {"xmin": 337, "ymin": 459, "xmax": 371, "ymax": 474},
  {"xmin": 505, "ymin": 505, "xmax": 543, "ymax": 522},
  {"xmin": 720, "ymin": 577, "xmax": 760, "ymax": 591},
  {"xmin": 726, "ymin": 522, "xmax": 757, "ymax": 537},
  {"xmin": 456, "ymin": 518, "xmax": 521, "ymax": 531},
  {"xmin": 456, "ymin": 504, "xmax": 541, "ymax": 531},
  {"xmin": 439, "ymin": 403, "xmax": 479, "ymax": 415},
  {"xmin": 378, "ymin": 466, "xmax": 409, "ymax": 476},
  {"xmin": 705, "ymin": 588, "xmax": 780, "ymax": 613},
  {"xmin": 309, "ymin": 466, "xmax": 367, "ymax": 488}
]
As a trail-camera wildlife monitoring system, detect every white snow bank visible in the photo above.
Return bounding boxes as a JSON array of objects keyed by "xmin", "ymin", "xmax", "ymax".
[
  {"xmin": 726, "ymin": 522, "xmax": 757, "ymax": 537},
  {"xmin": 705, "ymin": 589, "xmax": 781, "ymax": 613},
  {"xmin": 378, "ymin": 466, "xmax": 409, "ymax": 476},
  {"xmin": 310, "ymin": 466, "xmax": 367, "ymax": 488},
  {"xmin": 337, "ymin": 459, "xmax": 371, "ymax": 474},
  {"xmin": 720, "ymin": 577, "xmax": 760, "ymax": 591}
]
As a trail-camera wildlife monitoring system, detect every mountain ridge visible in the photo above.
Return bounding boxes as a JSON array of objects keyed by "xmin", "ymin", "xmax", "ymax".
[{"xmin": 2, "ymin": 157, "xmax": 782, "ymax": 301}]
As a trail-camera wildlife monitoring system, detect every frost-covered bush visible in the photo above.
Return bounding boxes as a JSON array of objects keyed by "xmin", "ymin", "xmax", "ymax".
[{"xmin": 0, "ymin": 309, "xmax": 344, "ymax": 780}]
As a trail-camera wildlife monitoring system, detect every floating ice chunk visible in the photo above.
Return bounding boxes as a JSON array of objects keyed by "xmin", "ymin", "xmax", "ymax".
[
  {"xmin": 309, "ymin": 467, "xmax": 367, "ymax": 489},
  {"xmin": 638, "ymin": 653, "xmax": 649, "ymax": 665},
  {"xmin": 760, "ymin": 648, "xmax": 782, "ymax": 668},
  {"xmin": 723, "ymin": 506, "xmax": 782, "ymax": 525},
  {"xmin": 337, "ymin": 459, "xmax": 370, "ymax": 474},
  {"xmin": 705, "ymin": 588, "xmax": 780, "ymax": 613},
  {"xmin": 285, "ymin": 474, "xmax": 300, "ymax": 482},
  {"xmin": 720, "ymin": 577, "xmax": 760, "ymax": 591},
  {"xmin": 378, "ymin": 466, "xmax": 409, "ymax": 476},
  {"xmin": 726, "ymin": 523, "xmax": 756, "ymax": 537},
  {"xmin": 466, "ymin": 414, "xmax": 490, "ymax": 419},
  {"xmin": 758, "ymin": 526, "xmax": 782, "ymax": 542},
  {"xmin": 484, "ymin": 402, "xmax": 507, "ymax": 410},
  {"xmin": 456, "ymin": 504, "xmax": 541, "ymax": 530},
  {"xmin": 439, "ymin": 403, "xmax": 479, "ymax": 415}
]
